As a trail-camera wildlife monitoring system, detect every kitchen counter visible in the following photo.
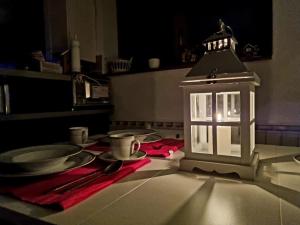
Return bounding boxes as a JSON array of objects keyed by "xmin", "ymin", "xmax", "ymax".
[{"xmin": 0, "ymin": 144, "xmax": 300, "ymax": 225}]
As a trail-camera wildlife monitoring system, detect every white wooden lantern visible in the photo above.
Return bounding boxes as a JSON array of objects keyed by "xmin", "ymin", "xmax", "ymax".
[{"xmin": 180, "ymin": 20, "xmax": 260, "ymax": 180}]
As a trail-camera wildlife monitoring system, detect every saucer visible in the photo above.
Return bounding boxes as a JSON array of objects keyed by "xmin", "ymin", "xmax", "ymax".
[
  {"xmin": 100, "ymin": 134, "xmax": 161, "ymax": 144},
  {"xmin": 107, "ymin": 129, "xmax": 157, "ymax": 143},
  {"xmin": 0, "ymin": 151, "xmax": 95, "ymax": 178},
  {"xmin": 142, "ymin": 134, "xmax": 162, "ymax": 143},
  {"xmin": 293, "ymin": 155, "xmax": 300, "ymax": 164},
  {"xmin": 0, "ymin": 144, "xmax": 82, "ymax": 172},
  {"xmin": 98, "ymin": 151, "xmax": 147, "ymax": 163}
]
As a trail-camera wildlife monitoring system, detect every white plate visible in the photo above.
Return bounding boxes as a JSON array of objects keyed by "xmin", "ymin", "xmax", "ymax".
[
  {"xmin": 293, "ymin": 155, "xmax": 300, "ymax": 164},
  {"xmin": 100, "ymin": 133, "xmax": 161, "ymax": 144},
  {"xmin": 0, "ymin": 144, "xmax": 82, "ymax": 172},
  {"xmin": 142, "ymin": 134, "xmax": 162, "ymax": 143},
  {"xmin": 0, "ymin": 151, "xmax": 95, "ymax": 178},
  {"xmin": 77, "ymin": 139, "xmax": 98, "ymax": 148},
  {"xmin": 98, "ymin": 151, "xmax": 147, "ymax": 163},
  {"xmin": 107, "ymin": 129, "xmax": 157, "ymax": 142}
]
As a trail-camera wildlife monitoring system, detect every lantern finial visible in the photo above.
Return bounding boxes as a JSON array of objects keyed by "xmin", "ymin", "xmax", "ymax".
[
  {"xmin": 218, "ymin": 19, "xmax": 226, "ymax": 33},
  {"xmin": 217, "ymin": 19, "xmax": 233, "ymax": 36}
]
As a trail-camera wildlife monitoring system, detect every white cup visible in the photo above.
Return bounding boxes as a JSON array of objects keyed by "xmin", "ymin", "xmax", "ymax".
[
  {"xmin": 110, "ymin": 134, "xmax": 141, "ymax": 160},
  {"xmin": 69, "ymin": 127, "xmax": 88, "ymax": 145},
  {"xmin": 148, "ymin": 58, "xmax": 160, "ymax": 69}
]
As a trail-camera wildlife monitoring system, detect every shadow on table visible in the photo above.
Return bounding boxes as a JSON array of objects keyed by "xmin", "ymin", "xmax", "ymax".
[
  {"xmin": 0, "ymin": 206, "xmax": 55, "ymax": 225},
  {"xmin": 119, "ymin": 154, "xmax": 300, "ymax": 210},
  {"xmin": 255, "ymin": 154, "xmax": 300, "ymax": 208},
  {"xmin": 162, "ymin": 177, "xmax": 215, "ymax": 225},
  {"xmin": 117, "ymin": 167, "xmax": 178, "ymax": 184},
  {"xmin": 259, "ymin": 154, "xmax": 299, "ymax": 164}
]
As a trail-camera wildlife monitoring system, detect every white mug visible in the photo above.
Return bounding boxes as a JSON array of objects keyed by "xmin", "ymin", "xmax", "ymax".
[
  {"xmin": 110, "ymin": 134, "xmax": 141, "ymax": 160},
  {"xmin": 148, "ymin": 58, "xmax": 160, "ymax": 69},
  {"xmin": 69, "ymin": 127, "xmax": 88, "ymax": 145}
]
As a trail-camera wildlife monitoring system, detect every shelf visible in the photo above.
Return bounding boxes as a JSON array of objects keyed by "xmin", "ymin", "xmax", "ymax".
[
  {"xmin": 0, "ymin": 69, "xmax": 71, "ymax": 81},
  {"xmin": 107, "ymin": 64, "xmax": 194, "ymax": 76},
  {"xmin": 0, "ymin": 108, "xmax": 112, "ymax": 121}
]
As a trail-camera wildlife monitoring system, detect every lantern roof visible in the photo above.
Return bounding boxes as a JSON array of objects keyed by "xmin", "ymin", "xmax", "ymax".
[
  {"xmin": 203, "ymin": 30, "xmax": 236, "ymax": 44},
  {"xmin": 183, "ymin": 20, "xmax": 260, "ymax": 86},
  {"xmin": 187, "ymin": 48, "xmax": 248, "ymax": 77}
]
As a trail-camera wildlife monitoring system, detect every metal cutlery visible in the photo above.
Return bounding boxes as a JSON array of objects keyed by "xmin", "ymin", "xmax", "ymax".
[{"xmin": 47, "ymin": 160, "xmax": 123, "ymax": 194}]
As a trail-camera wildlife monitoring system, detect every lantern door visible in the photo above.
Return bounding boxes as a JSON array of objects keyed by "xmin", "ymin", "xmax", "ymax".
[{"xmin": 183, "ymin": 83, "xmax": 255, "ymax": 165}]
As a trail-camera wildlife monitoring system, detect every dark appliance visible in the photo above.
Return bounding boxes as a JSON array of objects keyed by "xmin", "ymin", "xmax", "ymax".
[
  {"xmin": 72, "ymin": 74, "xmax": 110, "ymax": 110},
  {"xmin": 0, "ymin": 75, "xmax": 73, "ymax": 115}
]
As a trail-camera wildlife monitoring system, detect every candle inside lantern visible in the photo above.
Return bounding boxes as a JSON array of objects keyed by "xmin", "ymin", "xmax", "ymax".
[
  {"xmin": 191, "ymin": 125, "xmax": 213, "ymax": 154},
  {"xmin": 217, "ymin": 126, "xmax": 232, "ymax": 156},
  {"xmin": 224, "ymin": 38, "xmax": 228, "ymax": 47},
  {"xmin": 213, "ymin": 41, "xmax": 217, "ymax": 50},
  {"xmin": 218, "ymin": 40, "xmax": 223, "ymax": 49},
  {"xmin": 217, "ymin": 113, "xmax": 223, "ymax": 122}
]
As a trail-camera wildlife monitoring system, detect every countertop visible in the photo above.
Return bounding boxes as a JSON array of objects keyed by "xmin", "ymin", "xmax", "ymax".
[{"xmin": 0, "ymin": 144, "xmax": 300, "ymax": 225}]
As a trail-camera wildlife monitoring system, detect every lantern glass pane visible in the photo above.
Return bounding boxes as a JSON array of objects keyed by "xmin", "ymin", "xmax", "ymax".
[
  {"xmin": 224, "ymin": 38, "xmax": 228, "ymax": 47},
  {"xmin": 250, "ymin": 122, "xmax": 255, "ymax": 154},
  {"xmin": 217, "ymin": 126, "xmax": 241, "ymax": 157},
  {"xmin": 213, "ymin": 41, "xmax": 217, "ymax": 49},
  {"xmin": 250, "ymin": 91, "xmax": 255, "ymax": 121},
  {"xmin": 218, "ymin": 40, "xmax": 223, "ymax": 49},
  {"xmin": 190, "ymin": 93, "xmax": 212, "ymax": 121},
  {"xmin": 191, "ymin": 125, "xmax": 213, "ymax": 154},
  {"xmin": 216, "ymin": 92, "xmax": 240, "ymax": 122}
]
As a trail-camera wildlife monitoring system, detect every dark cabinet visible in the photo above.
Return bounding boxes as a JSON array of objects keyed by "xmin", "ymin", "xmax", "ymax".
[
  {"xmin": 1, "ymin": 75, "xmax": 72, "ymax": 114},
  {"xmin": 0, "ymin": 69, "xmax": 112, "ymax": 151}
]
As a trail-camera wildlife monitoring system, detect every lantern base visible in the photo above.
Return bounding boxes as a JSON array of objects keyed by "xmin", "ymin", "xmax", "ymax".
[{"xmin": 179, "ymin": 152, "xmax": 259, "ymax": 180}]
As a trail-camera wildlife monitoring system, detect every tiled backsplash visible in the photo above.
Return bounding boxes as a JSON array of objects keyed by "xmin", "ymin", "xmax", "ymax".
[
  {"xmin": 110, "ymin": 121, "xmax": 300, "ymax": 147},
  {"xmin": 110, "ymin": 121, "xmax": 184, "ymax": 130},
  {"xmin": 256, "ymin": 124, "xmax": 300, "ymax": 147},
  {"xmin": 110, "ymin": 121, "xmax": 184, "ymax": 139}
]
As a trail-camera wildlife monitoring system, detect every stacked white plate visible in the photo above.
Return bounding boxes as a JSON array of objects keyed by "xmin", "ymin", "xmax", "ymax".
[
  {"xmin": 0, "ymin": 145, "xmax": 95, "ymax": 178},
  {"xmin": 107, "ymin": 129, "xmax": 162, "ymax": 143}
]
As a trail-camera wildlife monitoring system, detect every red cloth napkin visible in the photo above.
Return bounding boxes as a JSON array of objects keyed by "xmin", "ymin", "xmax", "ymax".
[
  {"xmin": 86, "ymin": 138, "xmax": 184, "ymax": 158},
  {"xmin": 0, "ymin": 158, "xmax": 150, "ymax": 210},
  {"xmin": 140, "ymin": 139, "xmax": 184, "ymax": 157}
]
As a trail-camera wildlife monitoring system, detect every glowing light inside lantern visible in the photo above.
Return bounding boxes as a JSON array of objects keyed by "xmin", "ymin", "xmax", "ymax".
[
  {"xmin": 213, "ymin": 41, "xmax": 217, "ymax": 49},
  {"xmin": 217, "ymin": 113, "xmax": 222, "ymax": 121},
  {"xmin": 218, "ymin": 40, "xmax": 223, "ymax": 49},
  {"xmin": 224, "ymin": 38, "xmax": 228, "ymax": 47}
]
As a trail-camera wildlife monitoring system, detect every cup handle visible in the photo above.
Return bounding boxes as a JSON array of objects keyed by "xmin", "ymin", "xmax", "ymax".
[
  {"xmin": 130, "ymin": 139, "xmax": 141, "ymax": 156},
  {"xmin": 82, "ymin": 130, "xmax": 88, "ymax": 144}
]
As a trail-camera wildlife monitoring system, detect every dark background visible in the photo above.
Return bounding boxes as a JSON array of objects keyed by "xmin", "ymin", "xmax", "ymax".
[
  {"xmin": 0, "ymin": 0, "xmax": 273, "ymax": 71},
  {"xmin": 0, "ymin": 0, "xmax": 45, "ymax": 67},
  {"xmin": 117, "ymin": 0, "xmax": 273, "ymax": 72}
]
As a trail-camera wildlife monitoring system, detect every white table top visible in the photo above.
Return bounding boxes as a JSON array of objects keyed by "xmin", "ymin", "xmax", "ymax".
[{"xmin": 0, "ymin": 144, "xmax": 300, "ymax": 225}]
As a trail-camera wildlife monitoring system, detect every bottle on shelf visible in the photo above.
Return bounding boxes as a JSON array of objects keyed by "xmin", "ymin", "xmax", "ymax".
[{"xmin": 71, "ymin": 34, "xmax": 81, "ymax": 73}]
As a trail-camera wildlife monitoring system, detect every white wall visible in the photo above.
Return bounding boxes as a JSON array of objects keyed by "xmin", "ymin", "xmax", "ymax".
[
  {"xmin": 111, "ymin": 0, "xmax": 300, "ymax": 126},
  {"xmin": 246, "ymin": 0, "xmax": 300, "ymax": 125},
  {"xmin": 66, "ymin": 0, "xmax": 97, "ymax": 62},
  {"xmin": 45, "ymin": 0, "xmax": 118, "ymax": 65},
  {"xmin": 66, "ymin": 0, "xmax": 118, "ymax": 65},
  {"xmin": 44, "ymin": 0, "xmax": 68, "ymax": 57},
  {"xmin": 111, "ymin": 68, "xmax": 189, "ymax": 122},
  {"xmin": 95, "ymin": 0, "xmax": 118, "ymax": 73}
]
